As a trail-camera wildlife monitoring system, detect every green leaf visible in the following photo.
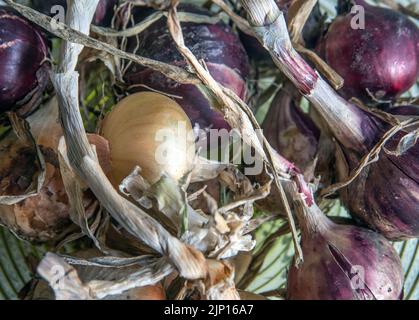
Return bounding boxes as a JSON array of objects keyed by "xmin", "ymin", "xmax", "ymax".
[
  {"xmin": 0, "ymin": 227, "xmax": 45, "ymax": 300},
  {"xmin": 394, "ymin": 239, "xmax": 419, "ymax": 300}
]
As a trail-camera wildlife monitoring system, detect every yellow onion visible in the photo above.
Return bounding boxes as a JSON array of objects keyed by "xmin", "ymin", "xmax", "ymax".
[{"xmin": 101, "ymin": 92, "xmax": 196, "ymax": 187}]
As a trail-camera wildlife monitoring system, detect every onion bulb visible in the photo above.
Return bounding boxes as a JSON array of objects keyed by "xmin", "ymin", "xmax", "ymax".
[
  {"xmin": 100, "ymin": 92, "xmax": 196, "ymax": 187},
  {"xmin": 320, "ymin": 0, "xmax": 419, "ymax": 102},
  {"xmin": 0, "ymin": 7, "xmax": 49, "ymax": 116},
  {"xmin": 287, "ymin": 201, "xmax": 404, "ymax": 300}
]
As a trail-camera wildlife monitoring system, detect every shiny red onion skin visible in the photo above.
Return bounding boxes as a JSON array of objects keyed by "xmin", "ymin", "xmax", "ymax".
[
  {"xmin": 31, "ymin": 0, "xmax": 117, "ymax": 26},
  {"xmin": 288, "ymin": 215, "xmax": 404, "ymax": 300},
  {"xmin": 0, "ymin": 8, "xmax": 49, "ymax": 113},
  {"xmin": 322, "ymin": 3, "xmax": 419, "ymax": 102},
  {"xmin": 124, "ymin": 5, "xmax": 250, "ymax": 130}
]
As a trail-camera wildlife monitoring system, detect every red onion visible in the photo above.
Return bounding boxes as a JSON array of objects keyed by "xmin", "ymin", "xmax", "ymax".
[
  {"xmin": 326, "ymin": 99, "xmax": 419, "ymax": 239},
  {"xmin": 287, "ymin": 201, "xmax": 404, "ymax": 300},
  {"xmin": 123, "ymin": 5, "xmax": 250, "ymax": 131},
  {"xmin": 0, "ymin": 8, "xmax": 49, "ymax": 115},
  {"xmin": 31, "ymin": 0, "xmax": 117, "ymax": 26},
  {"xmin": 262, "ymin": 83, "xmax": 320, "ymax": 178},
  {"xmin": 321, "ymin": 0, "xmax": 419, "ymax": 102}
]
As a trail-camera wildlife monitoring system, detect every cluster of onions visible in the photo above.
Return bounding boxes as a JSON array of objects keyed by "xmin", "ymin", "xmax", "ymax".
[
  {"xmin": 255, "ymin": 0, "xmax": 419, "ymax": 240},
  {"xmin": 287, "ymin": 199, "xmax": 404, "ymax": 300},
  {"xmin": 304, "ymin": 3, "xmax": 419, "ymax": 239},
  {"xmin": 0, "ymin": 0, "xmax": 417, "ymax": 302},
  {"xmin": 0, "ymin": 7, "xmax": 49, "ymax": 116},
  {"xmin": 319, "ymin": 0, "xmax": 419, "ymax": 104},
  {"xmin": 123, "ymin": 4, "xmax": 250, "ymax": 131},
  {"xmin": 31, "ymin": 0, "xmax": 117, "ymax": 26},
  {"xmin": 100, "ymin": 92, "xmax": 196, "ymax": 187}
]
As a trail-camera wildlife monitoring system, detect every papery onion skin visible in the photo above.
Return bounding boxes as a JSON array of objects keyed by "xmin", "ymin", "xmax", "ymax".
[
  {"xmin": 31, "ymin": 0, "xmax": 117, "ymax": 26},
  {"xmin": 100, "ymin": 92, "xmax": 196, "ymax": 186},
  {"xmin": 0, "ymin": 8, "xmax": 49, "ymax": 115},
  {"xmin": 123, "ymin": 4, "xmax": 249, "ymax": 131},
  {"xmin": 287, "ymin": 204, "xmax": 404, "ymax": 300},
  {"xmin": 26, "ymin": 249, "xmax": 167, "ymax": 300},
  {"xmin": 0, "ymin": 100, "xmax": 110, "ymax": 242},
  {"xmin": 321, "ymin": 1, "xmax": 419, "ymax": 102},
  {"xmin": 0, "ymin": 134, "xmax": 109, "ymax": 243}
]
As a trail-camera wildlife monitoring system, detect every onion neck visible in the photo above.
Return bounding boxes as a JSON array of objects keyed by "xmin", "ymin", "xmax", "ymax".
[
  {"xmin": 308, "ymin": 80, "xmax": 379, "ymax": 152},
  {"xmin": 293, "ymin": 198, "xmax": 333, "ymax": 237}
]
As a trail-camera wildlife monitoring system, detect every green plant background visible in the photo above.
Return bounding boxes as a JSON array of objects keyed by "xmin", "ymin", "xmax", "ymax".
[{"xmin": 0, "ymin": 0, "xmax": 418, "ymax": 300}]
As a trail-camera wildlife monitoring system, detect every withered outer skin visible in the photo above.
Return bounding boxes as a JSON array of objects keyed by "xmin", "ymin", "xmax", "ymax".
[
  {"xmin": 239, "ymin": 0, "xmax": 324, "ymax": 62},
  {"xmin": 124, "ymin": 4, "xmax": 250, "ymax": 131},
  {"xmin": 287, "ymin": 208, "xmax": 404, "ymax": 300},
  {"xmin": 0, "ymin": 101, "xmax": 110, "ymax": 243},
  {"xmin": 0, "ymin": 153, "xmax": 74, "ymax": 242},
  {"xmin": 24, "ymin": 248, "xmax": 166, "ymax": 300}
]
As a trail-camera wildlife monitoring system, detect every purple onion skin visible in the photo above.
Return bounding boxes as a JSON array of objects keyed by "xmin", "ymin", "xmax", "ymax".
[
  {"xmin": 0, "ymin": 8, "xmax": 49, "ymax": 113},
  {"xmin": 288, "ymin": 206, "xmax": 404, "ymax": 300},
  {"xmin": 262, "ymin": 84, "xmax": 320, "ymax": 176},
  {"xmin": 330, "ymin": 100, "xmax": 419, "ymax": 240},
  {"xmin": 388, "ymin": 105, "xmax": 419, "ymax": 117},
  {"xmin": 124, "ymin": 5, "xmax": 249, "ymax": 131},
  {"xmin": 338, "ymin": 130, "xmax": 419, "ymax": 240},
  {"xmin": 32, "ymin": 0, "xmax": 117, "ymax": 26},
  {"xmin": 327, "ymin": 95, "xmax": 419, "ymax": 239},
  {"xmin": 322, "ymin": 2, "xmax": 419, "ymax": 102}
]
